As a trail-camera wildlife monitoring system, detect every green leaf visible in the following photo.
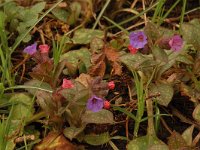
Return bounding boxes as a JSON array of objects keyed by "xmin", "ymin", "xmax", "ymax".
[
  {"xmin": 72, "ymin": 29, "xmax": 104, "ymax": 44},
  {"xmin": 149, "ymin": 82, "xmax": 174, "ymax": 106},
  {"xmin": 30, "ymin": 2, "xmax": 46, "ymax": 14},
  {"xmin": 182, "ymin": 19, "xmax": 200, "ymax": 50},
  {"xmin": 9, "ymin": 93, "xmax": 34, "ymax": 120},
  {"xmin": 24, "ymin": 79, "xmax": 52, "ymax": 95},
  {"xmin": 176, "ymin": 54, "xmax": 194, "ymax": 65},
  {"xmin": 193, "ymin": 104, "xmax": 200, "ymax": 122},
  {"xmin": 127, "ymin": 135, "xmax": 168, "ymax": 150},
  {"xmin": 61, "ymin": 83, "xmax": 89, "ymax": 105},
  {"xmin": 63, "ymin": 125, "xmax": 85, "ymax": 140},
  {"xmin": 152, "ymin": 46, "xmax": 168, "ymax": 63},
  {"xmin": 82, "ymin": 109, "xmax": 114, "ymax": 124},
  {"xmin": 36, "ymin": 91, "xmax": 56, "ymax": 114},
  {"xmin": 60, "ymin": 48, "xmax": 91, "ymax": 75},
  {"xmin": 51, "ymin": 7, "xmax": 69, "ymax": 22},
  {"xmin": 182, "ymin": 125, "xmax": 194, "ymax": 146},
  {"xmin": 67, "ymin": 2, "xmax": 81, "ymax": 25},
  {"xmin": 84, "ymin": 132, "xmax": 110, "ymax": 146},
  {"xmin": 120, "ymin": 53, "xmax": 153, "ymax": 71}
]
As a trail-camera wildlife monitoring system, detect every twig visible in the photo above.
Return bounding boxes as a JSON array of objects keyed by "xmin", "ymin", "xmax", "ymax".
[{"xmin": 15, "ymin": 135, "xmax": 35, "ymax": 143}]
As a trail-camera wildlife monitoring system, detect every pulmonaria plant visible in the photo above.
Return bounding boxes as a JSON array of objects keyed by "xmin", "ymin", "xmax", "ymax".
[
  {"xmin": 169, "ymin": 35, "xmax": 183, "ymax": 51},
  {"xmin": 23, "ymin": 43, "xmax": 37, "ymax": 55},
  {"xmin": 86, "ymin": 95, "xmax": 104, "ymax": 112}
]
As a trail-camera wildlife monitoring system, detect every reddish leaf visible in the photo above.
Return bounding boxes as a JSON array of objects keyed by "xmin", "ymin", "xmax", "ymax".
[
  {"xmin": 168, "ymin": 131, "xmax": 188, "ymax": 150},
  {"xmin": 30, "ymin": 60, "xmax": 54, "ymax": 84},
  {"xmin": 104, "ymin": 46, "xmax": 122, "ymax": 75},
  {"xmin": 89, "ymin": 53, "xmax": 106, "ymax": 77},
  {"xmin": 34, "ymin": 132, "xmax": 76, "ymax": 150}
]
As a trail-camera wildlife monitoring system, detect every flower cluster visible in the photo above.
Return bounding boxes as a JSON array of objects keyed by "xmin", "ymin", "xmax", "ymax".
[
  {"xmin": 23, "ymin": 43, "xmax": 50, "ymax": 55},
  {"xmin": 128, "ymin": 31, "xmax": 183, "ymax": 54}
]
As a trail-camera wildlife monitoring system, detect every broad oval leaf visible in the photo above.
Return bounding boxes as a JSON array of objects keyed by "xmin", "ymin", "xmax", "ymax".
[
  {"xmin": 84, "ymin": 132, "xmax": 110, "ymax": 146},
  {"xmin": 120, "ymin": 53, "xmax": 153, "ymax": 71},
  {"xmin": 72, "ymin": 29, "xmax": 104, "ymax": 44},
  {"xmin": 9, "ymin": 93, "xmax": 34, "ymax": 120},
  {"xmin": 152, "ymin": 46, "xmax": 168, "ymax": 63},
  {"xmin": 60, "ymin": 48, "xmax": 91, "ymax": 75},
  {"xmin": 52, "ymin": 7, "xmax": 70, "ymax": 22},
  {"xmin": 24, "ymin": 79, "xmax": 52, "ymax": 95},
  {"xmin": 181, "ymin": 19, "xmax": 200, "ymax": 50},
  {"xmin": 63, "ymin": 126, "xmax": 85, "ymax": 140},
  {"xmin": 182, "ymin": 125, "xmax": 194, "ymax": 146},
  {"xmin": 127, "ymin": 135, "xmax": 168, "ymax": 150},
  {"xmin": 81, "ymin": 109, "xmax": 114, "ymax": 124},
  {"xmin": 149, "ymin": 83, "xmax": 174, "ymax": 107},
  {"xmin": 193, "ymin": 104, "xmax": 200, "ymax": 122}
]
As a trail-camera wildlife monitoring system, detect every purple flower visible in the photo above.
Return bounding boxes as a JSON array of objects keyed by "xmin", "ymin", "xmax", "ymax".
[
  {"xmin": 86, "ymin": 95, "xmax": 104, "ymax": 112},
  {"xmin": 23, "ymin": 43, "xmax": 37, "ymax": 55},
  {"xmin": 169, "ymin": 35, "xmax": 183, "ymax": 51},
  {"xmin": 129, "ymin": 31, "xmax": 147, "ymax": 49}
]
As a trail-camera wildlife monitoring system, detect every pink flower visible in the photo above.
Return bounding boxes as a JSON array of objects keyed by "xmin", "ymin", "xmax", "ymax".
[
  {"xmin": 129, "ymin": 31, "xmax": 147, "ymax": 49},
  {"xmin": 108, "ymin": 81, "xmax": 115, "ymax": 90},
  {"xmin": 128, "ymin": 45, "xmax": 138, "ymax": 54},
  {"xmin": 39, "ymin": 44, "xmax": 50, "ymax": 53},
  {"xmin": 169, "ymin": 35, "xmax": 183, "ymax": 51},
  {"xmin": 23, "ymin": 43, "xmax": 37, "ymax": 55},
  {"xmin": 62, "ymin": 78, "xmax": 74, "ymax": 89},
  {"xmin": 103, "ymin": 100, "xmax": 110, "ymax": 109}
]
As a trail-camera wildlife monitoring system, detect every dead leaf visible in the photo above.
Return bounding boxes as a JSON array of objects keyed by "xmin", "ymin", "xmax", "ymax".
[
  {"xmin": 75, "ymin": 73, "xmax": 92, "ymax": 88},
  {"xmin": 34, "ymin": 132, "xmax": 76, "ymax": 150},
  {"xmin": 30, "ymin": 60, "xmax": 54, "ymax": 84},
  {"xmin": 89, "ymin": 53, "xmax": 106, "ymax": 77},
  {"xmin": 104, "ymin": 46, "xmax": 122, "ymax": 75},
  {"xmin": 168, "ymin": 131, "xmax": 188, "ymax": 150}
]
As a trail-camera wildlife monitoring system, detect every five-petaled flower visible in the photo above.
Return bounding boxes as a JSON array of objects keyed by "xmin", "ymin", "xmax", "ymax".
[
  {"xmin": 169, "ymin": 35, "xmax": 183, "ymax": 51},
  {"xmin": 129, "ymin": 31, "xmax": 147, "ymax": 49},
  {"xmin": 39, "ymin": 44, "xmax": 50, "ymax": 53},
  {"xmin": 62, "ymin": 78, "xmax": 74, "ymax": 89},
  {"xmin": 86, "ymin": 95, "xmax": 104, "ymax": 112},
  {"xmin": 23, "ymin": 43, "xmax": 37, "ymax": 55}
]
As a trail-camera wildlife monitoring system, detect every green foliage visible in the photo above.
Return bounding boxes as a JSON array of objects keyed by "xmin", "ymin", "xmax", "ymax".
[
  {"xmin": 61, "ymin": 48, "xmax": 91, "ymax": 75},
  {"xmin": 72, "ymin": 28, "xmax": 104, "ymax": 44},
  {"xmin": 84, "ymin": 132, "xmax": 110, "ymax": 146},
  {"xmin": 182, "ymin": 19, "xmax": 200, "ymax": 50},
  {"xmin": 127, "ymin": 135, "xmax": 168, "ymax": 150},
  {"xmin": 0, "ymin": 93, "xmax": 34, "ymax": 150},
  {"xmin": 149, "ymin": 82, "xmax": 174, "ymax": 107},
  {"xmin": 81, "ymin": 109, "xmax": 114, "ymax": 124},
  {"xmin": 51, "ymin": 7, "xmax": 70, "ymax": 23},
  {"xmin": 9, "ymin": 93, "xmax": 34, "ymax": 120},
  {"xmin": 192, "ymin": 104, "xmax": 200, "ymax": 122},
  {"xmin": 181, "ymin": 125, "xmax": 194, "ymax": 146},
  {"xmin": 4, "ymin": 1, "xmax": 46, "ymax": 43},
  {"xmin": 24, "ymin": 79, "xmax": 52, "ymax": 95}
]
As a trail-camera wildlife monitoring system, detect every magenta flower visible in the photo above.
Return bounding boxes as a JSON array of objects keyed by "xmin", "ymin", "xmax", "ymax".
[
  {"xmin": 169, "ymin": 35, "xmax": 183, "ymax": 51},
  {"xmin": 23, "ymin": 43, "xmax": 37, "ymax": 55},
  {"xmin": 62, "ymin": 78, "xmax": 74, "ymax": 89},
  {"xmin": 129, "ymin": 31, "xmax": 147, "ymax": 49},
  {"xmin": 86, "ymin": 95, "xmax": 104, "ymax": 112}
]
